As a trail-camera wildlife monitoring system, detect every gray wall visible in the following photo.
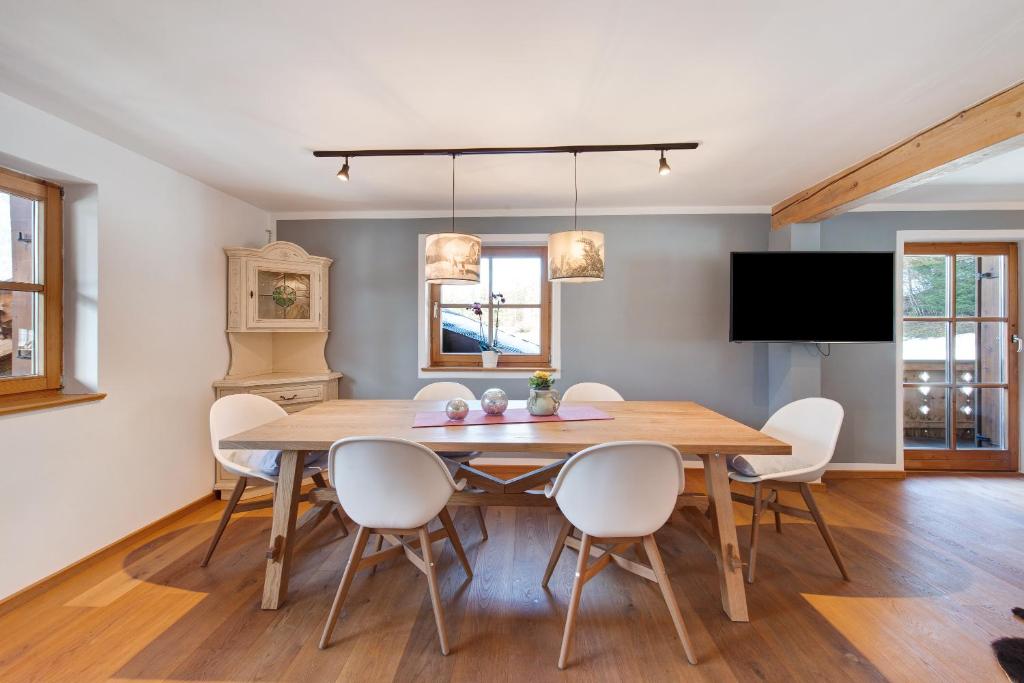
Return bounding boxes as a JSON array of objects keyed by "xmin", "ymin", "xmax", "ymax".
[
  {"xmin": 820, "ymin": 210, "xmax": 1024, "ymax": 464},
  {"xmin": 279, "ymin": 214, "xmax": 773, "ymax": 428}
]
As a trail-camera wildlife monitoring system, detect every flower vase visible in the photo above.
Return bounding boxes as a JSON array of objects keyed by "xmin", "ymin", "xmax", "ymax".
[
  {"xmin": 527, "ymin": 388, "xmax": 560, "ymax": 416},
  {"xmin": 481, "ymin": 350, "xmax": 499, "ymax": 368}
]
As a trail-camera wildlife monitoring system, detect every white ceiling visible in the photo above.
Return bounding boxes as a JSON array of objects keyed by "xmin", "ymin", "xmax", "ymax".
[{"xmin": 1, "ymin": 1, "xmax": 1023, "ymax": 216}]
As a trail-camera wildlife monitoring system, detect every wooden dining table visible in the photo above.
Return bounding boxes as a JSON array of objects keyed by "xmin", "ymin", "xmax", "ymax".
[{"xmin": 220, "ymin": 399, "xmax": 791, "ymax": 622}]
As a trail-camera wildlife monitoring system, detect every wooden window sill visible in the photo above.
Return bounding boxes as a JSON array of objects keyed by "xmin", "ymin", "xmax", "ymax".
[{"xmin": 0, "ymin": 390, "xmax": 106, "ymax": 417}]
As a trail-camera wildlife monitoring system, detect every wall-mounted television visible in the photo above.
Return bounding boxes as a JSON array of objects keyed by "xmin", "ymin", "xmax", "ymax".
[{"xmin": 730, "ymin": 251, "xmax": 895, "ymax": 343}]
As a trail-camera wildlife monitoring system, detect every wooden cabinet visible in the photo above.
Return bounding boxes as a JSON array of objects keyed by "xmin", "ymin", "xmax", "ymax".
[
  {"xmin": 214, "ymin": 241, "xmax": 342, "ymax": 497},
  {"xmin": 226, "ymin": 242, "xmax": 330, "ymax": 333}
]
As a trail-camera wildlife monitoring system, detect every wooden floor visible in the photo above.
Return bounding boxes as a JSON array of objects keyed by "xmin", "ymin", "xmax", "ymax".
[{"xmin": 2, "ymin": 474, "xmax": 1023, "ymax": 682}]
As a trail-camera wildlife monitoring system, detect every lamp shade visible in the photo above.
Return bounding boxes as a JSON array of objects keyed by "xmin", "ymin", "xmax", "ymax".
[
  {"xmin": 425, "ymin": 233, "xmax": 482, "ymax": 284},
  {"xmin": 547, "ymin": 230, "xmax": 605, "ymax": 282}
]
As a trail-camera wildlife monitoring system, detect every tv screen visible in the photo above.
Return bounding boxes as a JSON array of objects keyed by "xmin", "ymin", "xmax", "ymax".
[{"xmin": 730, "ymin": 251, "xmax": 895, "ymax": 343}]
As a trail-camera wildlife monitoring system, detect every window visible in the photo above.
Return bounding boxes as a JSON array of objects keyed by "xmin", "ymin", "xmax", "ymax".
[
  {"xmin": 0, "ymin": 167, "xmax": 62, "ymax": 397},
  {"xmin": 428, "ymin": 245, "xmax": 552, "ymax": 368}
]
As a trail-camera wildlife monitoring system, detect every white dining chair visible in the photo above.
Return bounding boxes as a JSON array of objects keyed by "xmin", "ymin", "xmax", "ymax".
[
  {"xmin": 561, "ymin": 382, "xmax": 625, "ymax": 402},
  {"xmin": 413, "ymin": 381, "xmax": 488, "ymax": 540},
  {"xmin": 728, "ymin": 397, "xmax": 849, "ymax": 583},
  {"xmin": 203, "ymin": 394, "xmax": 345, "ymax": 567},
  {"xmin": 542, "ymin": 441, "xmax": 697, "ymax": 670},
  {"xmin": 413, "ymin": 382, "xmax": 476, "ymax": 402},
  {"xmin": 319, "ymin": 437, "xmax": 472, "ymax": 655}
]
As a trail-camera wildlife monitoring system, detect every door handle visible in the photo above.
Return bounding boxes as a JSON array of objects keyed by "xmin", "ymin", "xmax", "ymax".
[{"xmin": 1012, "ymin": 334, "xmax": 1022, "ymax": 353}]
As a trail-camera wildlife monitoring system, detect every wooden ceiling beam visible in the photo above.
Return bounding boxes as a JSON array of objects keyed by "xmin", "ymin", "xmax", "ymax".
[{"xmin": 771, "ymin": 81, "xmax": 1024, "ymax": 229}]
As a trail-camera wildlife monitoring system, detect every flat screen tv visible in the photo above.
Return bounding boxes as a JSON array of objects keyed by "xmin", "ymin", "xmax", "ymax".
[{"xmin": 730, "ymin": 251, "xmax": 895, "ymax": 343}]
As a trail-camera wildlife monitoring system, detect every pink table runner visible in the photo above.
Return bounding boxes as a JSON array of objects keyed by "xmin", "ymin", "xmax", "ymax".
[{"xmin": 413, "ymin": 405, "xmax": 613, "ymax": 428}]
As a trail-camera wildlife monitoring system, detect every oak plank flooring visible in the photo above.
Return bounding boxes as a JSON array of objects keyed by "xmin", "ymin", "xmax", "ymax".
[{"xmin": 2, "ymin": 475, "xmax": 1023, "ymax": 682}]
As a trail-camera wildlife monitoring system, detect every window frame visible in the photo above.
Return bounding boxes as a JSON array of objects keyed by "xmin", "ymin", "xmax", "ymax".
[
  {"xmin": 428, "ymin": 244, "xmax": 552, "ymax": 369},
  {"xmin": 0, "ymin": 167, "xmax": 63, "ymax": 397}
]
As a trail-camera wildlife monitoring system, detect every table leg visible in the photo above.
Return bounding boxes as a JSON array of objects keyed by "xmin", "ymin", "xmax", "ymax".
[
  {"xmin": 701, "ymin": 452, "xmax": 749, "ymax": 622},
  {"xmin": 261, "ymin": 449, "xmax": 305, "ymax": 610}
]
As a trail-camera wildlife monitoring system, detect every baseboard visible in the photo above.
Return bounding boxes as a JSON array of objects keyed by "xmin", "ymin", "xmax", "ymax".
[
  {"xmin": 0, "ymin": 492, "xmax": 215, "ymax": 615},
  {"xmin": 823, "ymin": 469, "xmax": 907, "ymax": 480}
]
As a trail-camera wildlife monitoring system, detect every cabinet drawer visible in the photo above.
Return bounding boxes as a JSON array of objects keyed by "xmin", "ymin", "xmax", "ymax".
[{"xmin": 252, "ymin": 383, "xmax": 324, "ymax": 405}]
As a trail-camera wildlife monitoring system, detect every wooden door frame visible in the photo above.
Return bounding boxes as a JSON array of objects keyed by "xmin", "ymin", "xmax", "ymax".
[{"xmin": 901, "ymin": 241, "xmax": 1019, "ymax": 471}]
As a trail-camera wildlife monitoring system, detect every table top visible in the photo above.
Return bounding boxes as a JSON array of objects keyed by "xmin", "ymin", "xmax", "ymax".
[{"xmin": 221, "ymin": 400, "xmax": 791, "ymax": 456}]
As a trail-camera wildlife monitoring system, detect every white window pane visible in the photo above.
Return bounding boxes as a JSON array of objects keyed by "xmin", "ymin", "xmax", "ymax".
[
  {"xmin": 902, "ymin": 321, "xmax": 948, "ymax": 383},
  {"xmin": 1, "ymin": 191, "xmax": 40, "ymax": 284},
  {"xmin": 441, "ymin": 307, "xmax": 489, "ymax": 353},
  {"xmin": 0, "ymin": 289, "xmax": 42, "ymax": 377},
  {"xmin": 903, "ymin": 386, "xmax": 947, "ymax": 449},
  {"xmin": 492, "ymin": 257, "xmax": 541, "ymax": 304},
  {"xmin": 494, "ymin": 307, "xmax": 541, "ymax": 355},
  {"xmin": 440, "ymin": 258, "xmax": 489, "ymax": 304},
  {"xmin": 903, "ymin": 255, "xmax": 947, "ymax": 317}
]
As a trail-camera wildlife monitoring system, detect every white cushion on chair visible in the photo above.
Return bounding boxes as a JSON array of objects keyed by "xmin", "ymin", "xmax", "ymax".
[
  {"xmin": 241, "ymin": 449, "xmax": 327, "ymax": 476},
  {"xmin": 727, "ymin": 398, "xmax": 844, "ymax": 481}
]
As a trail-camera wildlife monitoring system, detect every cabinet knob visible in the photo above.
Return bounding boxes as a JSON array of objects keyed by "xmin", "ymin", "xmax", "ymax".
[
  {"xmin": 250, "ymin": 290, "xmax": 254, "ymax": 299},
  {"xmin": 280, "ymin": 394, "xmax": 298, "ymax": 401}
]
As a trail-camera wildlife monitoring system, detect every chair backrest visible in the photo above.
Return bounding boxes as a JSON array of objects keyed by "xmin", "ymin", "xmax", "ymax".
[
  {"xmin": 762, "ymin": 398, "xmax": 844, "ymax": 479},
  {"xmin": 548, "ymin": 441, "xmax": 684, "ymax": 538},
  {"xmin": 561, "ymin": 382, "xmax": 624, "ymax": 402},
  {"xmin": 414, "ymin": 382, "xmax": 476, "ymax": 401},
  {"xmin": 329, "ymin": 437, "xmax": 461, "ymax": 529},
  {"xmin": 209, "ymin": 394, "xmax": 287, "ymax": 469}
]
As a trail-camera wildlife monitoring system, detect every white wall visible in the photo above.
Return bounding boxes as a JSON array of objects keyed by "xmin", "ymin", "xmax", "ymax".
[{"xmin": 0, "ymin": 92, "xmax": 271, "ymax": 599}]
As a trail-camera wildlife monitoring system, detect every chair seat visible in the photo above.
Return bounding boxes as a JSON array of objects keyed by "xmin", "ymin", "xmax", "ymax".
[{"xmin": 727, "ymin": 458, "xmax": 824, "ymax": 484}]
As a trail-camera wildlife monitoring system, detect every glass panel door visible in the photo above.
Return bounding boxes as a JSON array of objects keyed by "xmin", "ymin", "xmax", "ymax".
[{"xmin": 902, "ymin": 243, "xmax": 1018, "ymax": 471}]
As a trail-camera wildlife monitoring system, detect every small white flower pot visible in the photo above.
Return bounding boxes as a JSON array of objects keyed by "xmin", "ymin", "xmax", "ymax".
[{"xmin": 481, "ymin": 350, "xmax": 499, "ymax": 368}]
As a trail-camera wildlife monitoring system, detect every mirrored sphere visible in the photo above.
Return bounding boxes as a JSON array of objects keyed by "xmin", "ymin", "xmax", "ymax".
[
  {"xmin": 445, "ymin": 397, "xmax": 470, "ymax": 420},
  {"xmin": 480, "ymin": 388, "xmax": 509, "ymax": 415}
]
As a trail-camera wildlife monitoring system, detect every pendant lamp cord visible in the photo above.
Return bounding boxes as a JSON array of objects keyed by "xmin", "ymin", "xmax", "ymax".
[
  {"xmin": 451, "ymin": 153, "xmax": 456, "ymax": 233},
  {"xmin": 573, "ymin": 152, "xmax": 578, "ymax": 231}
]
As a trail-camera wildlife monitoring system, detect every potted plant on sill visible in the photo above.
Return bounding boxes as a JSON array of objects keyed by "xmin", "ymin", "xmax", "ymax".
[
  {"xmin": 468, "ymin": 293, "xmax": 505, "ymax": 368},
  {"xmin": 527, "ymin": 370, "xmax": 560, "ymax": 416}
]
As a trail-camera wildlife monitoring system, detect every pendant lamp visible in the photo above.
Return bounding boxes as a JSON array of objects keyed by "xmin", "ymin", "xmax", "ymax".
[
  {"xmin": 425, "ymin": 154, "xmax": 481, "ymax": 285},
  {"xmin": 548, "ymin": 153, "xmax": 605, "ymax": 282}
]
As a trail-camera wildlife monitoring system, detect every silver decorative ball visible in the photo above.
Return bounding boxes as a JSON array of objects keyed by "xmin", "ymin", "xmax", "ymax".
[
  {"xmin": 480, "ymin": 388, "xmax": 509, "ymax": 415},
  {"xmin": 445, "ymin": 397, "xmax": 470, "ymax": 420}
]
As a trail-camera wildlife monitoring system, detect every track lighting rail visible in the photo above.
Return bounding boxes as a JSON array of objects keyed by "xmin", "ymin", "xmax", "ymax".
[{"xmin": 313, "ymin": 142, "xmax": 698, "ymax": 158}]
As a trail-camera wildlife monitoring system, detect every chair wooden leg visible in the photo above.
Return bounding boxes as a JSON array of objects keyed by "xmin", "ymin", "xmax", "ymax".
[
  {"xmin": 634, "ymin": 538, "xmax": 651, "ymax": 566},
  {"xmin": 542, "ymin": 519, "xmax": 573, "ymax": 588},
  {"xmin": 643, "ymin": 534, "xmax": 697, "ymax": 665},
  {"xmin": 474, "ymin": 505, "xmax": 488, "ymax": 540},
  {"xmin": 201, "ymin": 476, "xmax": 247, "ymax": 567},
  {"xmin": 773, "ymin": 508, "xmax": 782, "ymax": 533},
  {"xmin": 419, "ymin": 526, "xmax": 450, "ymax": 655},
  {"xmin": 438, "ymin": 508, "xmax": 472, "ymax": 579},
  {"xmin": 558, "ymin": 533, "xmax": 592, "ymax": 670},
  {"xmin": 319, "ymin": 525, "xmax": 371, "ymax": 649},
  {"xmin": 748, "ymin": 482, "xmax": 763, "ymax": 584},
  {"xmin": 369, "ymin": 534, "xmax": 384, "ymax": 576},
  {"xmin": 310, "ymin": 472, "xmax": 348, "ymax": 535},
  {"xmin": 799, "ymin": 483, "xmax": 850, "ymax": 581}
]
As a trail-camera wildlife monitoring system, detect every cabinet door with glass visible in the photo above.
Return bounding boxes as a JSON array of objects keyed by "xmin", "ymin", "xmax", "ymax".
[
  {"xmin": 245, "ymin": 259, "xmax": 322, "ymax": 330},
  {"xmin": 902, "ymin": 242, "xmax": 1019, "ymax": 471}
]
